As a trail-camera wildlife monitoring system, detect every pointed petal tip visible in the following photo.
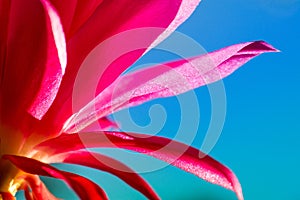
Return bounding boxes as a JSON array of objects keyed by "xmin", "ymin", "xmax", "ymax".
[
  {"xmin": 226, "ymin": 167, "xmax": 243, "ymax": 200},
  {"xmin": 237, "ymin": 40, "xmax": 279, "ymax": 55},
  {"xmin": 233, "ymin": 179, "xmax": 244, "ymax": 200},
  {"xmin": 253, "ymin": 40, "xmax": 280, "ymax": 52}
]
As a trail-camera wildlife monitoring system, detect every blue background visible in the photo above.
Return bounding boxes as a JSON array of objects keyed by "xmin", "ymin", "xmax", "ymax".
[
  {"xmin": 119, "ymin": 1, "xmax": 300, "ymax": 199},
  {"xmin": 17, "ymin": 0, "xmax": 300, "ymax": 199}
]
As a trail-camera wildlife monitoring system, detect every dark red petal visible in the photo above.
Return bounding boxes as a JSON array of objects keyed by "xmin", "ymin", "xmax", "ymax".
[
  {"xmin": 36, "ymin": 131, "xmax": 244, "ymax": 200},
  {"xmin": 0, "ymin": 192, "xmax": 15, "ymax": 200},
  {"xmin": 3, "ymin": 155, "xmax": 108, "ymax": 200},
  {"xmin": 51, "ymin": 151, "xmax": 159, "ymax": 200},
  {"xmin": 24, "ymin": 185, "xmax": 34, "ymax": 200},
  {"xmin": 64, "ymin": 41, "xmax": 278, "ymax": 132},
  {"xmin": 62, "ymin": 171, "xmax": 108, "ymax": 200}
]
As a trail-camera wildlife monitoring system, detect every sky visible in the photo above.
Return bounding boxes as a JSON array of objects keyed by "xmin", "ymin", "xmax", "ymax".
[{"xmin": 17, "ymin": 1, "xmax": 300, "ymax": 199}]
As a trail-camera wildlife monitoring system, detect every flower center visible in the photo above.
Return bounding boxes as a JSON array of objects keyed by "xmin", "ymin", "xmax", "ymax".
[
  {"xmin": 0, "ymin": 125, "xmax": 54, "ymax": 197},
  {"xmin": 0, "ymin": 159, "xmax": 23, "ymax": 196},
  {"xmin": 0, "ymin": 126, "xmax": 30, "ymax": 196}
]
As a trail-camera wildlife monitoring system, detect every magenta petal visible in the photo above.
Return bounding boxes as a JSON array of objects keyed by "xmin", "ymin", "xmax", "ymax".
[
  {"xmin": 147, "ymin": 0, "xmax": 201, "ymax": 50},
  {"xmin": 64, "ymin": 41, "xmax": 277, "ymax": 132},
  {"xmin": 27, "ymin": 0, "xmax": 67, "ymax": 120},
  {"xmin": 97, "ymin": 117, "xmax": 118, "ymax": 130},
  {"xmin": 44, "ymin": 1, "xmax": 199, "ymax": 130},
  {"xmin": 51, "ymin": 151, "xmax": 159, "ymax": 200},
  {"xmin": 70, "ymin": 117, "xmax": 118, "ymax": 132},
  {"xmin": 3, "ymin": 155, "xmax": 108, "ymax": 200},
  {"xmin": 36, "ymin": 131, "xmax": 244, "ymax": 200},
  {"xmin": 49, "ymin": 0, "xmax": 104, "ymax": 38},
  {"xmin": 0, "ymin": 0, "xmax": 66, "ymax": 124}
]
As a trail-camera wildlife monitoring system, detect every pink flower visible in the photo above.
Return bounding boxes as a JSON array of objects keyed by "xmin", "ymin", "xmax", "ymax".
[{"xmin": 0, "ymin": 1, "xmax": 277, "ymax": 199}]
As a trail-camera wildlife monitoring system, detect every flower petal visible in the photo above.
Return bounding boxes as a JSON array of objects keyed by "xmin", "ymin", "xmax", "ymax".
[
  {"xmin": 0, "ymin": 192, "xmax": 15, "ymax": 200},
  {"xmin": 97, "ymin": 117, "xmax": 118, "ymax": 130},
  {"xmin": 36, "ymin": 131, "xmax": 244, "ymax": 200},
  {"xmin": 51, "ymin": 151, "xmax": 159, "ymax": 200},
  {"xmin": 23, "ymin": 175, "xmax": 59, "ymax": 200},
  {"xmin": 147, "ymin": 0, "xmax": 201, "ymax": 51},
  {"xmin": 27, "ymin": 0, "xmax": 67, "ymax": 120},
  {"xmin": 45, "ymin": 0, "xmax": 200, "ymax": 131},
  {"xmin": 65, "ymin": 41, "xmax": 277, "ymax": 132},
  {"xmin": 66, "ymin": 0, "xmax": 186, "ymax": 96},
  {"xmin": 85, "ymin": 117, "xmax": 119, "ymax": 132},
  {"xmin": 3, "ymin": 155, "xmax": 108, "ymax": 200},
  {"xmin": 24, "ymin": 186, "xmax": 34, "ymax": 200},
  {"xmin": 49, "ymin": 0, "xmax": 104, "ymax": 38},
  {"xmin": 0, "ymin": 0, "xmax": 66, "ymax": 122}
]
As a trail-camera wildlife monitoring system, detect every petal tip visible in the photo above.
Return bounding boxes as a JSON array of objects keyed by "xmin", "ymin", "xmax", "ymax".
[{"xmin": 254, "ymin": 40, "xmax": 280, "ymax": 52}]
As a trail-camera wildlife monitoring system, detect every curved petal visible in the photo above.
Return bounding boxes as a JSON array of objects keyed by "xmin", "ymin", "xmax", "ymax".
[
  {"xmin": 49, "ymin": 0, "xmax": 104, "ymax": 38},
  {"xmin": 97, "ymin": 117, "xmax": 118, "ymax": 130},
  {"xmin": 3, "ymin": 155, "xmax": 108, "ymax": 200},
  {"xmin": 36, "ymin": 131, "xmax": 244, "ymax": 200},
  {"xmin": 65, "ymin": 0, "xmax": 183, "ymax": 96},
  {"xmin": 63, "ymin": 116, "xmax": 118, "ymax": 133},
  {"xmin": 147, "ymin": 0, "xmax": 201, "ymax": 52},
  {"xmin": 22, "ymin": 175, "xmax": 59, "ymax": 200},
  {"xmin": 84, "ymin": 117, "xmax": 119, "ymax": 132},
  {"xmin": 44, "ymin": 0, "xmax": 200, "ymax": 131},
  {"xmin": 27, "ymin": 0, "xmax": 67, "ymax": 120},
  {"xmin": 24, "ymin": 185, "xmax": 34, "ymax": 200},
  {"xmin": 51, "ymin": 151, "xmax": 159, "ymax": 200},
  {"xmin": 0, "ymin": 0, "xmax": 66, "ymax": 123},
  {"xmin": 64, "ymin": 41, "xmax": 278, "ymax": 132}
]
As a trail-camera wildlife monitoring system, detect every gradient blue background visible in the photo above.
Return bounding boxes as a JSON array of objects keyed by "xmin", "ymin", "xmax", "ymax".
[{"xmin": 17, "ymin": 0, "xmax": 300, "ymax": 199}]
